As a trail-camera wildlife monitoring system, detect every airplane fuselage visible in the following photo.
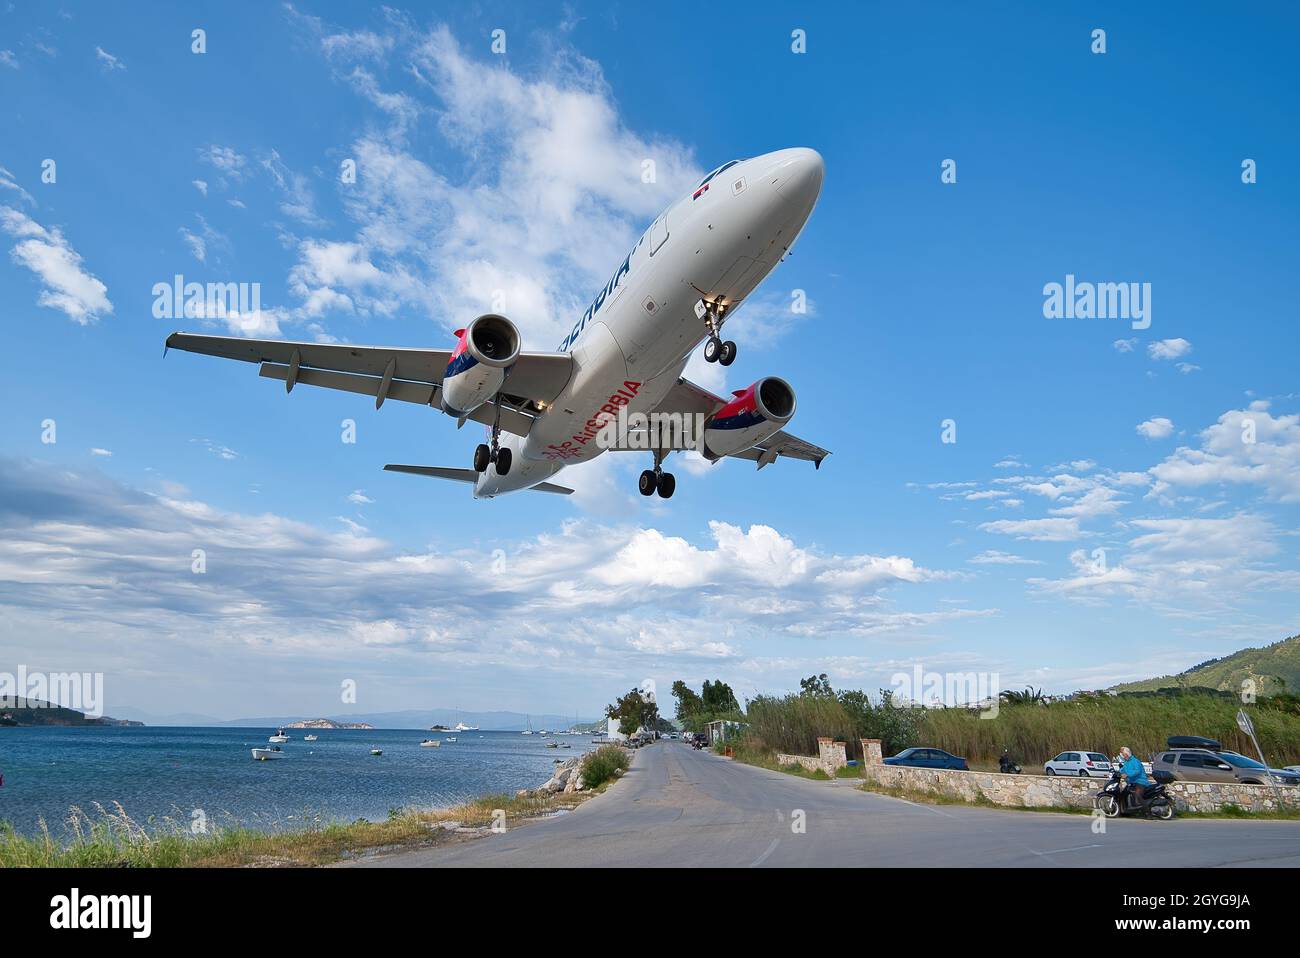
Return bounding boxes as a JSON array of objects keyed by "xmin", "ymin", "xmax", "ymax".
[{"xmin": 474, "ymin": 147, "xmax": 824, "ymax": 497}]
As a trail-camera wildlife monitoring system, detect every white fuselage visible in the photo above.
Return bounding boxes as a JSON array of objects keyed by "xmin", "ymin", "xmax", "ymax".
[{"xmin": 473, "ymin": 148, "xmax": 824, "ymax": 497}]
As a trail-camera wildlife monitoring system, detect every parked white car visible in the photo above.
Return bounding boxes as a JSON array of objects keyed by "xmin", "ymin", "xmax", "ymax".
[{"xmin": 1044, "ymin": 750, "xmax": 1114, "ymax": 778}]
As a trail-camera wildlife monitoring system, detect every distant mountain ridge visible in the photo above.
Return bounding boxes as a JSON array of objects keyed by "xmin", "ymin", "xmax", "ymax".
[
  {"xmin": 104, "ymin": 706, "xmax": 600, "ymax": 730},
  {"xmin": 1112, "ymin": 634, "xmax": 1300, "ymax": 696}
]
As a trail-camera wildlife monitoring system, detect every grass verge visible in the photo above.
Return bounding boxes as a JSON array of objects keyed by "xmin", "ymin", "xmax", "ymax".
[{"xmin": 0, "ymin": 786, "xmax": 610, "ymax": 868}]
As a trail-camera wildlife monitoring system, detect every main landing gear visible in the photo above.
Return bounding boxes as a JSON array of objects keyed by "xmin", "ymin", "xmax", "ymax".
[
  {"xmin": 473, "ymin": 397, "xmax": 512, "ymax": 476},
  {"xmin": 638, "ymin": 451, "xmax": 675, "ymax": 499},
  {"xmin": 697, "ymin": 298, "xmax": 736, "ymax": 367}
]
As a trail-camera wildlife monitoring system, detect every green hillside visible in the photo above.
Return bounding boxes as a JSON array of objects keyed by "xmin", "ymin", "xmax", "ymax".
[{"xmin": 1112, "ymin": 634, "xmax": 1300, "ymax": 696}]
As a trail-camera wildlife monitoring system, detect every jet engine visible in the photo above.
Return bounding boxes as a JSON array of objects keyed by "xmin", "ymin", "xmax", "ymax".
[
  {"xmin": 702, "ymin": 376, "xmax": 797, "ymax": 460},
  {"xmin": 439, "ymin": 314, "xmax": 521, "ymax": 417}
]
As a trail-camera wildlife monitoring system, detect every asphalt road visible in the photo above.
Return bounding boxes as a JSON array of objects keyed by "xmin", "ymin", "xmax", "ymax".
[{"xmin": 348, "ymin": 741, "xmax": 1300, "ymax": 867}]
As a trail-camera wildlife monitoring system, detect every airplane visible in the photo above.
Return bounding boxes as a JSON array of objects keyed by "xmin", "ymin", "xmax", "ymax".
[{"xmin": 165, "ymin": 147, "xmax": 830, "ymax": 499}]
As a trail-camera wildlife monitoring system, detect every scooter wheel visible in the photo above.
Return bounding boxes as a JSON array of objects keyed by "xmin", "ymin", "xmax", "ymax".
[
  {"xmin": 1152, "ymin": 800, "xmax": 1174, "ymax": 821},
  {"xmin": 1100, "ymin": 796, "xmax": 1121, "ymax": 818}
]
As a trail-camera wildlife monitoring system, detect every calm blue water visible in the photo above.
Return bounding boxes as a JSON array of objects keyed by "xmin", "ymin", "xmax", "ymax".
[{"xmin": 0, "ymin": 727, "xmax": 599, "ymax": 836}]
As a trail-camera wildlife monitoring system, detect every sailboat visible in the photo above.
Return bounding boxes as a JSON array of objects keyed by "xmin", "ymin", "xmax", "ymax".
[{"xmin": 520, "ymin": 715, "xmax": 534, "ymax": 735}]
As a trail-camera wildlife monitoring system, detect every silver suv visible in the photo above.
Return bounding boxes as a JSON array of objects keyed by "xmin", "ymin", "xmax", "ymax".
[{"xmin": 1153, "ymin": 748, "xmax": 1300, "ymax": 786}]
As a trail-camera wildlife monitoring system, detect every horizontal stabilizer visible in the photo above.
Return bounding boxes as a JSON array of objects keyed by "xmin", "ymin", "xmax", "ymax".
[{"xmin": 383, "ymin": 464, "xmax": 573, "ymax": 495}]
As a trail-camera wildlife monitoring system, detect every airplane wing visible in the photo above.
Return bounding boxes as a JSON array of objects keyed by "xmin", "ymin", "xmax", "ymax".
[
  {"xmin": 383, "ymin": 464, "xmax": 573, "ymax": 495},
  {"xmin": 164, "ymin": 332, "xmax": 573, "ymax": 438},
  {"xmin": 634, "ymin": 376, "xmax": 830, "ymax": 469}
]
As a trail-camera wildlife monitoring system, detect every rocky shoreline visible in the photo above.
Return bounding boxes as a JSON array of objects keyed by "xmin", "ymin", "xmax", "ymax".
[{"xmin": 516, "ymin": 754, "xmax": 623, "ymax": 798}]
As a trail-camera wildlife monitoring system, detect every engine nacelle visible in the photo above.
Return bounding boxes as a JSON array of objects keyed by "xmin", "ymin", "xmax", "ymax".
[
  {"xmin": 440, "ymin": 314, "xmax": 521, "ymax": 417},
  {"xmin": 702, "ymin": 376, "xmax": 797, "ymax": 460}
]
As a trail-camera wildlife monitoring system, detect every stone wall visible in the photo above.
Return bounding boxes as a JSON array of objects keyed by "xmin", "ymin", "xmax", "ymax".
[
  {"xmin": 776, "ymin": 738, "xmax": 849, "ymax": 775},
  {"xmin": 855, "ymin": 739, "xmax": 1298, "ymax": 814}
]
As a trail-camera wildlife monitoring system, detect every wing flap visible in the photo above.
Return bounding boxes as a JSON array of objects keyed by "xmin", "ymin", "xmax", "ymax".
[{"xmin": 259, "ymin": 363, "xmax": 536, "ymax": 436}]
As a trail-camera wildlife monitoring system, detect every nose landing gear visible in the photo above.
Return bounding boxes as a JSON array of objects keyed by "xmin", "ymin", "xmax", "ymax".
[{"xmin": 697, "ymin": 298, "xmax": 736, "ymax": 366}]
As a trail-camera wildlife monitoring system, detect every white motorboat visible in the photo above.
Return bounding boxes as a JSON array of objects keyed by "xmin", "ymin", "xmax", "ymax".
[
  {"xmin": 445, "ymin": 736, "xmax": 457, "ymax": 743},
  {"xmin": 369, "ymin": 747, "xmax": 383, "ymax": 756},
  {"xmin": 251, "ymin": 746, "xmax": 284, "ymax": 761},
  {"xmin": 268, "ymin": 728, "xmax": 289, "ymax": 743},
  {"xmin": 420, "ymin": 739, "xmax": 441, "ymax": 748},
  {"xmin": 303, "ymin": 734, "xmax": 318, "ymax": 741},
  {"xmin": 454, "ymin": 722, "xmax": 479, "ymax": 732}
]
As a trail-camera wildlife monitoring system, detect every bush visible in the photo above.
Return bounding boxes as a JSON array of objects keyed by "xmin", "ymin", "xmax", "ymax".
[{"xmin": 580, "ymin": 745, "xmax": 630, "ymax": 789}]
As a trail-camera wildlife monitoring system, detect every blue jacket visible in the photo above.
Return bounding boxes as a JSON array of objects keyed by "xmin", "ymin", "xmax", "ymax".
[{"xmin": 1120, "ymin": 754, "xmax": 1151, "ymax": 786}]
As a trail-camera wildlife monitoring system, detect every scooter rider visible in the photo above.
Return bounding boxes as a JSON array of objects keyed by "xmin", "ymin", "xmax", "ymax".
[{"xmin": 1116, "ymin": 746, "xmax": 1152, "ymax": 807}]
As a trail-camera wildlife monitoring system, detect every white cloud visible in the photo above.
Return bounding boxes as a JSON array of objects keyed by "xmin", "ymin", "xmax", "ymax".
[
  {"xmin": 347, "ymin": 489, "xmax": 375, "ymax": 504},
  {"xmin": 1149, "ymin": 401, "xmax": 1300, "ymax": 503},
  {"xmin": 979, "ymin": 518, "xmax": 1082, "ymax": 541},
  {"xmin": 94, "ymin": 46, "xmax": 125, "ymax": 71},
  {"xmin": 1148, "ymin": 338, "xmax": 1191, "ymax": 361},
  {"xmin": 0, "ymin": 206, "xmax": 113, "ymax": 323},
  {"xmin": 1136, "ymin": 417, "xmax": 1174, "ymax": 440},
  {"xmin": 199, "ymin": 144, "xmax": 247, "ymax": 179},
  {"xmin": 1176, "ymin": 362, "xmax": 1200, "ymax": 375},
  {"xmin": 1112, "ymin": 338, "xmax": 1136, "ymax": 353},
  {"xmin": 968, "ymin": 550, "xmax": 1040, "ymax": 566},
  {"xmin": 0, "ymin": 461, "xmax": 974, "ymax": 688},
  {"xmin": 0, "ymin": 50, "xmax": 17, "ymax": 70},
  {"xmin": 89, "ymin": 448, "xmax": 112, "ymax": 457},
  {"xmin": 0, "ymin": 166, "xmax": 35, "ymax": 206},
  {"xmin": 192, "ymin": 179, "xmax": 208, "ymax": 196}
]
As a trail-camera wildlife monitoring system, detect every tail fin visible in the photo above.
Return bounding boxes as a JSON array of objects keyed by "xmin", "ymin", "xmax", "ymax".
[{"xmin": 383, "ymin": 464, "xmax": 574, "ymax": 495}]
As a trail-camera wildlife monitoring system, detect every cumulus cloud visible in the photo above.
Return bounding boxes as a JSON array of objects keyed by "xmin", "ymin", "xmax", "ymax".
[
  {"xmin": 1149, "ymin": 401, "xmax": 1300, "ymax": 503},
  {"xmin": 1148, "ymin": 338, "xmax": 1191, "ymax": 360},
  {"xmin": 272, "ymin": 18, "xmax": 700, "ymax": 349},
  {"xmin": 0, "ymin": 206, "xmax": 113, "ymax": 323},
  {"xmin": 0, "ymin": 460, "xmax": 976, "ymax": 694},
  {"xmin": 1136, "ymin": 417, "xmax": 1174, "ymax": 440}
]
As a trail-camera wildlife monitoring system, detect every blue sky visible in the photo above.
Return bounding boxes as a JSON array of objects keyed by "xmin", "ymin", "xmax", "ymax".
[{"xmin": 1, "ymin": 2, "xmax": 1297, "ymax": 721}]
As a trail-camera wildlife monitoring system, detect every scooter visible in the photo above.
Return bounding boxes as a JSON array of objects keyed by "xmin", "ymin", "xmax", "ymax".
[
  {"xmin": 1095, "ymin": 770, "xmax": 1175, "ymax": 820},
  {"xmin": 998, "ymin": 754, "xmax": 1022, "ymax": 774}
]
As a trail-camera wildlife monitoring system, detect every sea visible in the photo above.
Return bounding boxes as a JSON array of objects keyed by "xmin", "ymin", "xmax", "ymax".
[{"xmin": 0, "ymin": 726, "xmax": 599, "ymax": 837}]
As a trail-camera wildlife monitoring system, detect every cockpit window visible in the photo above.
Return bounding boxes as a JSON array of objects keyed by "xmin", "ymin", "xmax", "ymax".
[{"xmin": 697, "ymin": 160, "xmax": 741, "ymax": 189}]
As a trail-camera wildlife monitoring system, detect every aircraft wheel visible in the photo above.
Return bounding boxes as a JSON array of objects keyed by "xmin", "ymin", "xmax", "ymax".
[
  {"xmin": 703, "ymin": 337, "xmax": 722, "ymax": 363},
  {"xmin": 473, "ymin": 444, "xmax": 491, "ymax": 473},
  {"xmin": 495, "ymin": 447, "xmax": 512, "ymax": 476},
  {"xmin": 719, "ymin": 341, "xmax": 737, "ymax": 366},
  {"xmin": 638, "ymin": 469, "xmax": 658, "ymax": 496},
  {"xmin": 657, "ymin": 472, "xmax": 676, "ymax": 499}
]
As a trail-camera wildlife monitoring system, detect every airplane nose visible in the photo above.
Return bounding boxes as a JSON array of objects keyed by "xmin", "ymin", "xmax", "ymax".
[{"xmin": 776, "ymin": 147, "xmax": 824, "ymax": 203}]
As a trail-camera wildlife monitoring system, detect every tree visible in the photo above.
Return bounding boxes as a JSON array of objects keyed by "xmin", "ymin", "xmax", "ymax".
[
  {"xmin": 800, "ymin": 673, "xmax": 834, "ymax": 697},
  {"xmin": 671, "ymin": 680, "xmax": 704, "ymax": 721},
  {"xmin": 701, "ymin": 680, "xmax": 739, "ymax": 714},
  {"xmin": 606, "ymin": 688, "xmax": 659, "ymax": 737}
]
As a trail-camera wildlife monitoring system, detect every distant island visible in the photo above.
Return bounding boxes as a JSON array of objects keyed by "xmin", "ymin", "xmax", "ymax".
[
  {"xmin": 0, "ymin": 698, "xmax": 144, "ymax": 728},
  {"xmin": 285, "ymin": 718, "xmax": 375, "ymax": 730}
]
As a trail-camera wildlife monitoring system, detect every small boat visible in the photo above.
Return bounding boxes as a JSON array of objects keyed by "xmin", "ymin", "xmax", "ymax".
[
  {"xmin": 445, "ymin": 736, "xmax": 457, "ymax": 743},
  {"xmin": 303, "ymin": 734, "xmax": 318, "ymax": 742},
  {"xmin": 454, "ymin": 722, "xmax": 479, "ymax": 732},
  {"xmin": 562, "ymin": 743, "xmax": 572, "ymax": 749},
  {"xmin": 545, "ymin": 741, "xmax": 559, "ymax": 748},
  {"xmin": 369, "ymin": 748, "xmax": 383, "ymax": 756},
  {"xmin": 420, "ymin": 739, "xmax": 441, "ymax": 748},
  {"xmin": 268, "ymin": 728, "xmax": 289, "ymax": 743},
  {"xmin": 251, "ymin": 746, "xmax": 284, "ymax": 761}
]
